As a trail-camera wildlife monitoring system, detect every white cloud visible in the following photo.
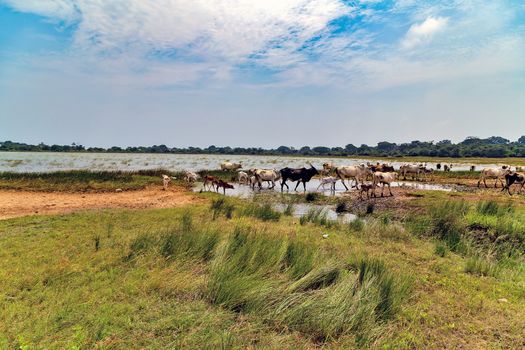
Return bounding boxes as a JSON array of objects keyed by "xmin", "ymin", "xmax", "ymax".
[
  {"xmin": 401, "ymin": 16, "xmax": 448, "ymax": 49},
  {"xmin": 3, "ymin": 0, "xmax": 351, "ymax": 64}
]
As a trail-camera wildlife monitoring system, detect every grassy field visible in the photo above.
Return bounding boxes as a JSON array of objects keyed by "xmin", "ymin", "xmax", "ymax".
[
  {"xmin": 0, "ymin": 169, "xmax": 242, "ymax": 192},
  {"xmin": 1, "ymin": 189, "xmax": 524, "ymax": 349}
]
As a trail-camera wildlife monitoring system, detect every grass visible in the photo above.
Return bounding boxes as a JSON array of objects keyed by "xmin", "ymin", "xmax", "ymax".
[
  {"xmin": 0, "ymin": 169, "xmax": 183, "ymax": 192},
  {"xmin": 464, "ymin": 256, "xmax": 500, "ymax": 277},
  {"xmin": 1, "ymin": 188, "xmax": 525, "ymax": 348},
  {"xmin": 240, "ymin": 202, "xmax": 281, "ymax": 222}
]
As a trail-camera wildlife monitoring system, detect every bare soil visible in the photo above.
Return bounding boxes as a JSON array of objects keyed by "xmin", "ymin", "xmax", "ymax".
[{"xmin": 0, "ymin": 186, "xmax": 203, "ymax": 220}]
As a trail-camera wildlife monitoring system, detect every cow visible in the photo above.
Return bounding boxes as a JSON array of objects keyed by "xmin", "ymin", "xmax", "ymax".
[
  {"xmin": 421, "ymin": 167, "xmax": 434, "ymax": 182},
  {"xmin": 372, "ymin": 172, "xmax": 398, "ymax": 197},
  {"xmin": 335, "ymin": 164, "xmax": 370, "ymax": 191},
  {"xmin": 214, "ymin": 179, "xmax": 234, "ymax": 194},
  {"xmin": 436, "ymin": 163, "xmax": 442, "ymax": 171},
  {"xmin": 515, "ymin": 166, "xmax": 524, "ymax": 172},
  {"xmin": 317, "ymin": 176, "xmax": 338, "ymax": 193},
  {"xmin": 220, "ymin": 162, "xmax": 242, "ymax": 171},
  {"xmin": 470, "ymin": 165, "xmax": 476, "ymax": 172},
  {"xmin": 321, "ymin": 162, "xmax": 335, "ymax": 175},
  {"xmin": 502, "ymin": 172, "xmax": 525, "ymax": 195},
  {"xmin": 162, "ymin": 174, "xmax": 171, "ymax": 190},
  {"xmin": 399, "ymin": 164, "xmax": 423, "ymax": 181},
  {"xmin": 202, "ymin": 175, "xmax": 219, "ymax": 191},
  {"xmin": 368, "ymin": 163, "xmax": 395, "ymax": 173},
  {"xmin": 280, "ymin": 165, "xmax": 318, "ymax": 192},
  {"xmin": 358, "ymin": 183, "xmax": 377, "ymax": 200},
  {"xmin": 253, "ymin": 169, "xmax": 281, "ymax": 189},
  {"xmin": 237, "ymin": 171, "xmax": 250, "ymax": 185},
  {"xmin": 444, "ymin": 164, "xmax": 452, "ymax": 172},
  {"xmin": 184, "ymin": 170, "xmax": 199, "ymax": 183},
  {"xmin": 477, "ymin": 167, "xmax": 511, "ymax": 188}
]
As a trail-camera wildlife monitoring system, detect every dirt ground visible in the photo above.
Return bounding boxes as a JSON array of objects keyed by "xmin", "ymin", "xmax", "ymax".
[{"xmin": 0, "ymin": 186, "xmax": 203, "ymax": 220}]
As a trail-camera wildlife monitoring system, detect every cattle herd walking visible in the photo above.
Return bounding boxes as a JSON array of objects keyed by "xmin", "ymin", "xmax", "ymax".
[{"xmin": 162, "ymin": 161, "xmax": 525, "ymax": 197}]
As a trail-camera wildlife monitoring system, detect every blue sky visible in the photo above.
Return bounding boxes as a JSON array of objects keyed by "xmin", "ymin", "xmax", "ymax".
[{"xmin": 1, "ymin": 0, "xmax": 524, "ymax": 148}]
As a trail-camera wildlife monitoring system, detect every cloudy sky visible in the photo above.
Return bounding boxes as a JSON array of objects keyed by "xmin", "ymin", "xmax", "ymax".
[{"xmin": 1, "ymin": 0, "xmax": 524, "ymax": 148}]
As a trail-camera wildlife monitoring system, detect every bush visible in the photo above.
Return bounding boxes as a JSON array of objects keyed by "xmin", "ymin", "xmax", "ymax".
[{"xmin": 305, "ymin": 192, "xmax": 319, "ymax": 202}]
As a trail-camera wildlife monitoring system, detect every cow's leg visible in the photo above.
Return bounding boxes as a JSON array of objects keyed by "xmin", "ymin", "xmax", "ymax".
[
  {"xmin": 302, "ymin": 181, "xmax": 307, "ymax": 192},
  {"xmin": 381, "ymin": 183, "xmax": 385, "ymax": 197},
  {"xmin": 341, "ymin": 178, "xmax": 349, "ymax": 191},
  {"xmin": 388, "ymin": 183, "xmax": 393, "ymax": 196},
  {"xmin": 483, "ymin": 177, "xmax": 488, "ymax": 188},
  {"xmin": 294, "ymin": 181, "xmax": 300, "ymax": 191},
  {"xmin": 518, "ymin": 183, "xmax": 525, "ymax": 194}
]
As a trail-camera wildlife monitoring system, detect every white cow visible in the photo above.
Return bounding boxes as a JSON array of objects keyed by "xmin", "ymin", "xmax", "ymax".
[
  {"xmin": 238, "ymin": 171, "xmax": 250, "ymax": 185},
  {"xmin": 162, "ymin": 174, "xmax": 171, "ymax": 190},
  {"xmin": 372, "ymin": 172, "xmax": 398, "ymax": 197},
  {"xmin": 184, "ymin": 171, "xmax": 199, "ymax": 183},
  {"xmin": 253, "ymin": 169, "xmax": 281, "ymax": 189},
  {"xmin": 399, "ymin": 164, "xmax": 423, "ymax": 181},
  {"xmin": 220, "ymin": 162, "xmax": 243, "ymax": 171},
  {"xmin": 478, "ymin": 167, "xmax": 511, "ymax": 188},
  {"xmin": 335, "ymin": 164, "xmax": 370, "ymax": 190},
  {"xmin": 317, "ymin": 176, "xmax": 338, "ymax": 193}
]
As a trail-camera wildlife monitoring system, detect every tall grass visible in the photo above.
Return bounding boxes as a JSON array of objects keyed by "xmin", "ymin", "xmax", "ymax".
[
  {"xmin": 464, "ymin": 256, "xmax": 500, "ymax": 277},
  {"xmin": 299, "ymin": 208, "xmax": 336, "ymax": 228},
  {"xmin": 427, "ymin": 200, "xmax": 469, "ymax": 251},
  {"xmin": 240, "ymin": 203, "xmax": 281, "ymax": 222},
  {"xmin": 476, "ymin": 200, "xmax": 514, "ymax": 216},
  {"xmin": 205, "ymin": 228, "xmax": 410, "ymax": 345}
]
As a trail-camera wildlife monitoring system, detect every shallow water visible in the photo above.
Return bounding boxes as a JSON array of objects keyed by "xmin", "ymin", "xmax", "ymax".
[
  {"xmin": 193, "ymin": 178, "xmax": 456, "ymax": 198},
  {"xmin": 273, "ymin": 203, "xmax": 357, "ymax": 223},
  {"xmin": 0, "ymin": 151, "xmax": 513, "ymax": 173}
]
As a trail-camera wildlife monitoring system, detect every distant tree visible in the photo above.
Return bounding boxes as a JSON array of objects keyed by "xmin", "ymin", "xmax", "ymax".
[
  {"xmin": 276, "ymin": 146, "xmax": 293, "ymax": 154},
  {"xmin": 460, "ymin": 136, "xmax": 481, "ymax": 145},
  {"xmin": 377, "ymin": 141, "xmax": 396, "ymax": 152},
  {"xmin": 344, "ymin": 144, "xmax": 357, "ymax": 154},
  {"xmin": 437, "ymin": 139, "xmax": 452, "ymax": 145},
  {"xmin": 312, "ymin": 146, "xmax": 330, "ymax": 155},
  {"xmin": 485, "ymin": 136, "xmax": 510, "ymax": 145},
  {"xmin": 517, "ymin": 136, "xmax": 525, "ymax": 144}
]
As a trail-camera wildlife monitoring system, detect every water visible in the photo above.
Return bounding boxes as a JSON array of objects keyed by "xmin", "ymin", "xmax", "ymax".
[
  {"xmin": 193, "ymin": 178, "xmax": 456, "ymax": 197},
  {"xmin": 274, "ymin": 203, "xmax": 357, "ymax": 223},
  {"xmin": 0, "ymin": 151, "xmax": 514, "ymax": 173}
]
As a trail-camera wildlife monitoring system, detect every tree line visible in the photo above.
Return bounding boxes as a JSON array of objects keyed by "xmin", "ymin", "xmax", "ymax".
[{"xmin": 2, "ymin": 136, "xmax": 525, "ymax": 158}]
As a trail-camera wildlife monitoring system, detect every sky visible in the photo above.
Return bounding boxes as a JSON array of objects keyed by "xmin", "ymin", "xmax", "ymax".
[{"xmin": 1, "ymin": 0, "xmax": 525, "ymax": 148}]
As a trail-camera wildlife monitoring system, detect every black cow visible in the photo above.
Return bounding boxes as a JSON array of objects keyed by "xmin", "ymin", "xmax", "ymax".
[
  {"xmin": 280, "ymin": 165, "xmax": 318, "ymax": 192},
  {"xmin": 502, "ymin": 172, "xmax": 525, "ymax": 195}
]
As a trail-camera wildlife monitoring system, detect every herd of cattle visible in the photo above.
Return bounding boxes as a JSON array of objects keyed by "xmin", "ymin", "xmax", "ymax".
[{"xmin": 162, "ymin": 161, "xmax": 525, "ymax": 197}]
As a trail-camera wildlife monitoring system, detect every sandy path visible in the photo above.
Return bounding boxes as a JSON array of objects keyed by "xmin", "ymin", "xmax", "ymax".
[{"xmin": 0, "ymin": 187, "xmax": 203, "ymax": 220}]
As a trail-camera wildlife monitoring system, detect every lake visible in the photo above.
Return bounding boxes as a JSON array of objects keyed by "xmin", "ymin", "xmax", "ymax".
[{"xmin": 0, "ymin": 151, "xmax": 513, "ymax": 173}]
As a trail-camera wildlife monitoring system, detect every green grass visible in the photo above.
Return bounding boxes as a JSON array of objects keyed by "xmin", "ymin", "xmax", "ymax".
[
  {"xmin": 0, "ymin": 169, "xmax": 183, "ymax": 192},
  {"xmin": 464, "ymin": 256, "xmax": 500, "ymax": 277},
  {"xmin": 1, "ymin": 195, "xmax": 525, "ymax": 349},
  {"xmin": 240, "ymin": 202, "xmax": 281, "ymax": 222}
]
